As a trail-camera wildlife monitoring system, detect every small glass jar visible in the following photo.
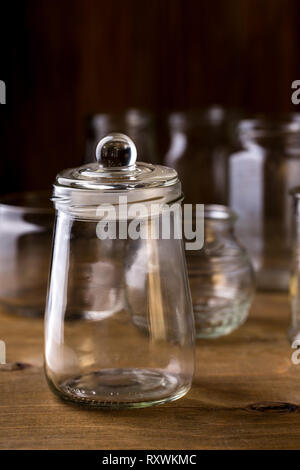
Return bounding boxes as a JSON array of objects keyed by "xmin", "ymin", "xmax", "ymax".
[
  {"xmin": 186, "ymin": 205, "xmax": 255, "ymax": 338},
  {"xmin": 228, "ymin": 115, "xmax": 300, "ymax": 290},
  {"xmin": 45, "ymin": 133, "xmax": 195, "ymax": 408}
]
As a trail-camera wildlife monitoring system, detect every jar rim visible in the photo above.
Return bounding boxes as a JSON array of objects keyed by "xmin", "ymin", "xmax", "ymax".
[
  {"xmin": 204, "ymin": 204, "xmax": 237, "ymax": 221},
  {"xmin": 88, "ymin": 109, "xmax": 153, "ymax": 132},
  {"xmin": 168, "ymin": 106, "xmax": 239, "ymax": 130},
  {"xmin": 236, "ymin": 114, "xmax": 300, "ymax": 138}
]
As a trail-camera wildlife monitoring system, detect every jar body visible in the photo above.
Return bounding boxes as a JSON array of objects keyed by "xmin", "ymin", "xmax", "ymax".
[
  {"xmin": 45, "ymin": 207, "xmax": 194, "ymax": 408},
  {"xmin": 228, "ymin": 117, "xmax": 300, "ymax": 290},
  {"xmin": 289, "ymin": 190, "xmax": 300, "ymax": 343},
  {"xmin": 186, "ymin": 206, "xmax": 255, "ymax": 338}
]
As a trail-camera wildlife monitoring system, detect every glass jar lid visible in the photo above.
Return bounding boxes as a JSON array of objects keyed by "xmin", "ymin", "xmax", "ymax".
[
  {"xmin": 54, "ymin": 134, "xmax": 181, "ymax": 211},
  {"xmin": 56, "ymin": 133, "xmax": 178, "ymax": 191}
]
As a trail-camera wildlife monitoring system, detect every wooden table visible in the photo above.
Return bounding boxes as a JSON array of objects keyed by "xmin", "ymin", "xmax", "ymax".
[{"xmin": 1, "ymin": 292, "xmax": 300, "ymax": 450}]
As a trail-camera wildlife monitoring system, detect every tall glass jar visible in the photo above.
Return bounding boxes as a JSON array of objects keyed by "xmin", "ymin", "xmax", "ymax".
[
  {"xmin": 45, "ymin": 133, "xmax": 195, "ymax": 408},
  {"xmin": 164, "ymin": 107, "xmax": 237, "ymax": 205},
  {"xmin": 186, "ymin": 205, "xmax": 254, "ymax": 338},
  {"xmin": 289, "ymin": 187, "xmax": 300, "ymax": 343},
  {"xmin": 228, "ymin": 115, "xmax": 300, "ymax": 290},
  {"xmin": 85, "ymin": 109, "xmax": 158, "ymax": 164}
]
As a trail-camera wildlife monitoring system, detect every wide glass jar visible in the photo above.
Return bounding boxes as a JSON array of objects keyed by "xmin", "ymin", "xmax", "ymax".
[
  {"xmin": 45, "ymin": 133, "xmax": 195, "ymax": 408},
  {"xmin": 186, "ymin": 205, "xmax": 255, "ymax": 338},
  {"xmin": 228, "ymin": 115, "xmax": 300, "ymax": 290}
]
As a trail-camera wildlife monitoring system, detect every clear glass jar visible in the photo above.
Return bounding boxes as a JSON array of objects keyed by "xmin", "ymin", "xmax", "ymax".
[
  {"xmin": 164, "ymin": 107, "xmax": 237, "ymax": 205},
  {"xmin": 289, "ymin": 187, "xmax": 300, "ymax": 343},
  {"xmin": 0, "ymin": 191, "xmax": 54, "ymax": 317},
  {"xmin": 45, "ymin": 133, "xmax": 195, "ymax": 408},
  {"xmin": 186, "ymin": 205, "xmax": 255, "ymax": 338},
  {"xmin": 228, "ymin": 115, "xmax": 300, "ymax": 290},
  {"xmin": 85, "ymin": 109, "xmax": 158, "ymax": 164}
]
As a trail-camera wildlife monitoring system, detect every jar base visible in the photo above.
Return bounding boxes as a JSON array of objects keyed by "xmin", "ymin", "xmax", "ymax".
[
  {"xmin": 194, "ymin": 296, "xmax": 252, "ymax": 338},
  {"xmin": 50, "ymin": 368, "xmax": 190, "ymax": 409}
]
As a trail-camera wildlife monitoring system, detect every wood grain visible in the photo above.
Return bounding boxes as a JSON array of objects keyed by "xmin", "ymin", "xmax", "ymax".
[{"xmin": 0, "ymin": 293, "xmax": 300, "ymax": 449}]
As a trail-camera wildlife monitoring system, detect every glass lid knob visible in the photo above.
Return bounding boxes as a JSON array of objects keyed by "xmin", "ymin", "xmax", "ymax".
[{"xmin": 95, "ymin": 133, "xmax": 137, "ymax": 169}]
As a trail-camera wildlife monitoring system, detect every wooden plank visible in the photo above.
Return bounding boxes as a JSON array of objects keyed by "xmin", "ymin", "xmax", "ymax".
[{"xmin": 0, "ymin": 293, "xmax": 299, "ymax": 450}]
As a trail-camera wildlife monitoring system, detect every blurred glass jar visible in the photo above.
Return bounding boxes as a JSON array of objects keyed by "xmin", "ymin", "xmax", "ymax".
[
  {"xmin": 0, "ymin": 191, "xmax": 54, "ymax": 317},
  {"xmin": 228, "ymin": 115, "xmax": 300, "ymax": 291},
  {"xmin": 85, "ymin": 109, "xmax": 158, "ymax": 164},
  {"xmin": 186, "ymin": 205, "xmax": 255, "ymax": 338},
  {"xmin": 164, "ymin": 106, "xmax": 238, "ymax": 205},
  {"xmin": 289, "ymin": 187, "xmax": 300, "ymax": 344},
  {"xmin": 45, "ymin": 133, "xmax": 194, "ymax": 408}
]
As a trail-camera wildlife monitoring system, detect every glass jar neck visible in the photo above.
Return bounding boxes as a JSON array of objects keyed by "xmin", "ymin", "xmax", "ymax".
[
  {"xmin": 236, "ymin": 118, "xmax": 300, "ymax": 149},
  {"xmin": 89, "ymin": 110, "xmax": 153, "ymax": 136},
  {"xmin": 168, "ymin": 108, "xmax": 236, "ymax": 143},
  {"xmin": 203, "ymin": 205, "xmax": 236, "ymax": 241}
]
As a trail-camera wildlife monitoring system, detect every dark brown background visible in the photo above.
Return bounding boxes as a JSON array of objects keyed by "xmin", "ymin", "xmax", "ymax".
[{"xmin": 1, "ymin": 0, "xmax": 300, "ymax": 193}]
